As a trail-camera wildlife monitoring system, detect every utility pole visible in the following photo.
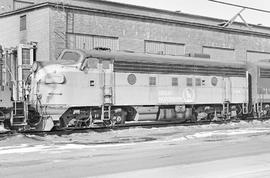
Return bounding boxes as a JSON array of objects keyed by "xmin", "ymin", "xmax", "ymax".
[{"xmin": 209, "ymin": 0, "xmax": 270, "ymax": 28}]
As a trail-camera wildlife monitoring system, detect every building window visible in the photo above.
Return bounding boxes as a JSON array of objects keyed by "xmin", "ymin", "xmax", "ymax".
[
  {"xmin": 67, "ymin": 33, "xmax": 119, "ymax": 51},
  {"xmin": 145, "ymin": 40, "xmax": 185, "ymax": 56},
  {"xmin": 149, "ymin": 77, "xmax": 156, "ymax": 86},
  {"xmin": 202, "ymin": 46, "xmax": 235, "ymax": 60},
  {"xmin": 20, "ymin": 15, "xmax": 26, "ymax": 31},
  {"xmin": 172, "ymin": 77, "xmax": 178, "ymax": 86},
  {"xmin": 22, "ymin": 48, "xmax": 30, "ymax": 64},
  {"xmin": 186, "ymin": 78, "xmax": 193, "ymax": 87}
]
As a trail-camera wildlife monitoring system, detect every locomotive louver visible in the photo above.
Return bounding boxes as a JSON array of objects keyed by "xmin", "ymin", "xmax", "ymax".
[
  {"xmin": 114, "ymin": 61, "xmax": 246, "ymax": 77},
  {"xmin": 260, "ymin": 68, "xmax": 270, "ymax": 78}
]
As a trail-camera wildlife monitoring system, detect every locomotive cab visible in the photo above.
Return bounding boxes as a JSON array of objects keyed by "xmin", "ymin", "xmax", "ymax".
[
  {"xmin": 28, "ymin": 49, "xmax": 117, "ymax": 130},
  {"xmin": 28, "ymin": 49, "xmax": 86, "ymax": 129}
]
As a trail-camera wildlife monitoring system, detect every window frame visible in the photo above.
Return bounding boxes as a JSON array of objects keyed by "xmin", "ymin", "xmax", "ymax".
[
  {"xmin": 195, "ymin": 78, "xmax": 202, "ymax": 86},
  {"xmin": 149, "ymin": 76, "xmax": 156, "ymax": 86},
  {"xmin": 172, "ymin": 77, "xmax": 178, "ymax": 86},
  {"xmin": 186, "ymin": 77, "xmax": 193, "ymax": 87},
  {"xmin": 20, "ymin": 15, "xmax": 26, "ymax": 31}
]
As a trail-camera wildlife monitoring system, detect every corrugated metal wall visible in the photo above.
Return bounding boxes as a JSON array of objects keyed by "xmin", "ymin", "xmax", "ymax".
[
  {"xmin": 203, "ymin": 46, "xmax": 235, "ymax": 60},
  {"xmin": 67, "ymin": 33, "xmax": 119, "ymax": 51},
  {"xmin": 145, "ymin": 41, "xmax": 185, "ymax": 56}
]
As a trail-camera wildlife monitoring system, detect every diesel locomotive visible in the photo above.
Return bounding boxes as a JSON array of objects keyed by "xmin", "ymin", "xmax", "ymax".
[{"xmin": 1, "ymin": 48, "xmax": 270, "ymax": 131}]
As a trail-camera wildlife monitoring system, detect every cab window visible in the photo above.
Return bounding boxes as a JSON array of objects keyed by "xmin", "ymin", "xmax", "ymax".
[
  {"xmin": 61, "ymin": 51, "xmax": 81, "ymax": 62},
  {"xmin": 88, "ymin": 58, "xmax": 99, "ymax": 69},
  {"xmin": 102, "ymin": 60, "xmax": 110, "ymax": 69}
]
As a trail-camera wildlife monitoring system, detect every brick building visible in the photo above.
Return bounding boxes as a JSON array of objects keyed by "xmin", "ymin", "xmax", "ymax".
[{"xmin": 1, "ymin": 0, "xmax": 270, "ymax": 62}]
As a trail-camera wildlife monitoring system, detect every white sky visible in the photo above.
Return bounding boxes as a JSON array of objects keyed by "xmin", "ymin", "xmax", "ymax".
[{"xmin": 110, "ymin": 0, "xmax": 270, "ymax": 27}]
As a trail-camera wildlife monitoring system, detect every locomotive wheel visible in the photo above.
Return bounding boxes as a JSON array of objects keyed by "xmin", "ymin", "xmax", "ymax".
[
  {"xmin": 27, "ymin": 110, "xmax": 41, "ymax": 127},
  {"xmin": 1, "ymin": 110, "xmax": 12, "ymax": 129},
  {"xmin": 0, "ymin": 111, "xmax": 6, "ymax": 127},
  {"xmin": 113, "ymin": 112, "xmax": 126, "ymax": 125},
  {"xmin": 125, "ymin": 107, "xmax": 137, "ymax": 121},
  {"xmin": 0, "ymin": 111, "xmax": 5, "ymax": 121},
  {"xmin": 103, "ymin": 119, "xmax": 113, "ymax": 127},
  {"xmin": 208, "ymin": 113, "xmax": 215, "ymax": 121}
]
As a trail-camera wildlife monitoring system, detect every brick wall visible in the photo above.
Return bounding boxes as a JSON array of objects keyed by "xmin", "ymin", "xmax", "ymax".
[
  {"xmin": 0, "ymin": 14, "xmax": 20, "ymax": 47},
  {"xmin": 53, "ymin": 9, "xmax": 270, "ymax": 62},
  {"xmin": 49, "ymin": 8, "xmax": 67, "ymax": 60},
  {"xmin": 0, "ymin": 0, "xmax": 13, "ymax": 14},
  {"xmin": 27, "ymin": 8, "xmax": 50, "ymax": 61},
  {"xmin": 0, "ymin": 7, "xmax": 50, "ymax": 61},
  {"xmin": 2, "ymin": 2, "xmax": 270, "ymax": 62}
]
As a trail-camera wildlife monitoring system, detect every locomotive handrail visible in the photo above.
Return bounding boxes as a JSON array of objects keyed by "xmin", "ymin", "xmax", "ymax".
[
  {"xmin": 4, "ymin": 63, "xmax": 25, "ymax": 100},
  {"xmin": 4, "ymin": 62, "xmax": 16, "ymax": 84}
]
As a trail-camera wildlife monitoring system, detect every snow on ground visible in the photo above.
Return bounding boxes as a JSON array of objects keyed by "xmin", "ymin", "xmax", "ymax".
[
  {"xmin": 0, "ymin": 125, "xmax": 7, "ymax": 133},
  {"xmin": 1, "ymin": 120, "xmax": 270, "ymax": 178},
  {"xmin": 1, "ymin": 120, "xmax": 270, "ymax": 155}
]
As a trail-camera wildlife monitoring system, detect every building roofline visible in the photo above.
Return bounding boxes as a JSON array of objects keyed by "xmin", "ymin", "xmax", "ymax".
[
  {"xmin": 0, "ymin": 2, "xmax": 49, "ymax": 17},
  {"xmin": 78, "ymin": 0, "xmax": 223, "ymax": 22},
  {"xmin": 1, "ymin": 1, "xmax": 270, "ymax": 38},
  {"xmin": 73, "ymin": 0, "xmax": 270, "ymax": 28}
]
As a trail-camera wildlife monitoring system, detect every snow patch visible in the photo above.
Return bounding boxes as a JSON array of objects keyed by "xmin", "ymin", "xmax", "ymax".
[
  {"xmin": 1, "ymin": 120, "xmax": 270, "ymax": 155},
  {"xmin": 0, "ymin": 142, "xmax": 138, "ymax": 155},
  {"xmin": 0, "ymin": 125, "xmax": 8, "ymax": 132},
  {"xmin": 185, "ymin": 128, "xmax": 270, "ymax": 139}
]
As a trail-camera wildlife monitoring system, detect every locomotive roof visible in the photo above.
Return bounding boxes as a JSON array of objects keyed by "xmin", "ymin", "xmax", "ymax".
[{"xmin": 82, "ymin": 49, "xmax": 246, "ymax": 68}]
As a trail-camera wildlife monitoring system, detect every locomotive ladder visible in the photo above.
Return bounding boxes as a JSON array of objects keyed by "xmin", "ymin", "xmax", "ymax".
[
  {"xmin": 11, "ymin": 101, "xmax": 27, "ymax": 127},
  {"xmin": 255, "ymin": 95, "xmax": 263, "ymax": 118},
  {"xmin": 101, "ymin": 104, "xmax": 111, "ymax": 122},
  {"xmin": 101, "ymin": 87, "xmax": 113, "ymax": 122},
  {"xmin": 101, "ymin": 66, "xmax": 113, "ymax": 123},
  {"xmin": 222, "ymin": 101, "xmax": 230, "ymax": 120},
  {"xmin": 242, "ymin": 103, "xmax": 249, "ymax": 115}
]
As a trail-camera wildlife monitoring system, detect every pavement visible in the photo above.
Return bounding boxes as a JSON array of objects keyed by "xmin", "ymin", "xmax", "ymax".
[{"xmin": 1, "ymin": 121, "xmax": 270, "ymax": 178}]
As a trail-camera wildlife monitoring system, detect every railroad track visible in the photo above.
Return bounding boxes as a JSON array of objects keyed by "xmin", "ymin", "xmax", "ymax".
[{"xmin": 0, "ymin": 117, "xmax": 269, "ymax": 137}]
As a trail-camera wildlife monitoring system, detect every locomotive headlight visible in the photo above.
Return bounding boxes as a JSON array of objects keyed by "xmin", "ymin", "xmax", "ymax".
[
  {"xmin": 31, "ymin": 62, "xmax": 39, "ymax": 73},
  {"xmin": 45, "ymin": 73, "xmax": 65, "ymax": 84}
]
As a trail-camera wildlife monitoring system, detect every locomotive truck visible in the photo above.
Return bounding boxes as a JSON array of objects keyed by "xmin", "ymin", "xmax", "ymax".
[{"xmin": 1, "ymin": 47, "xmax": 270, "ymax": 131}]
